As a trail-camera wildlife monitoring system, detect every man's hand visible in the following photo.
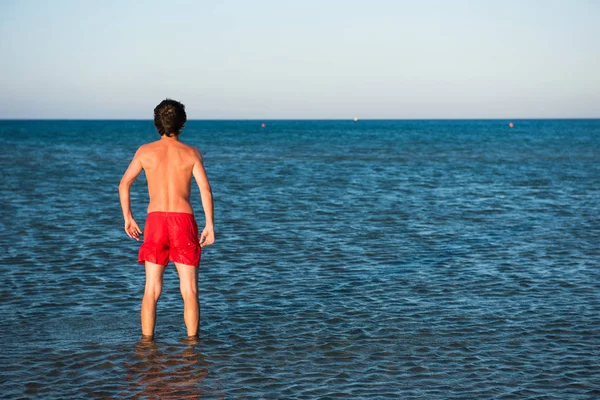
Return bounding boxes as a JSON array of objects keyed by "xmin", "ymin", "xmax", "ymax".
[
  {"xmin": 200, "ymin": 226, "xmax": 215, "ymax": 247},
  {"xmin": 125, "ymin": 218, "xmax": 142, "ymax": 241}
]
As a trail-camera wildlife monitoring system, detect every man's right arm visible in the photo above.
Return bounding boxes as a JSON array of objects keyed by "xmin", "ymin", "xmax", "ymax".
[{"xmin": 119, "ymin": 147, "xmax": 144, "ymax": 240}]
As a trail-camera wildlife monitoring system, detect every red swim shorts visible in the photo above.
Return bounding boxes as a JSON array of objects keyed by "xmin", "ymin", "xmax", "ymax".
[{"xmin": 138, "ymin": 212, "xmax": 201, "ymax": 267}]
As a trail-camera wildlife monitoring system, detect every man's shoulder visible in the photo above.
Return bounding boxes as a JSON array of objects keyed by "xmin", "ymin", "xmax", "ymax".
[
  {"xmin": 137, "ymin": 140, "xmax": 165, "ymax": 152},
  {"xmin": 134, "ymin": 142, "xmax": 164, "ymax": 163},
  {"xmin": 137, "ymin": 141, "xmax": 156, "ymax": 152},
  {"xmin": 180, "ymin": 142, "xmax": 202, "ymax": 158}
]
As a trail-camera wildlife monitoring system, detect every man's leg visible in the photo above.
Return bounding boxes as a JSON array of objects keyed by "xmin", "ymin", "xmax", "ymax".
[
  {"xmin": 175, "ymin": 263, "xmax": 199, "ymax": 337},
  {"xmin": 141, "ymin": 262, "xmax": 165, "ymax": 337}
]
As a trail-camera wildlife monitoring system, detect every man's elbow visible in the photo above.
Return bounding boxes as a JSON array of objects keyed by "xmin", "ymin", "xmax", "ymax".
[
  {"xmin": 200, "ymin": 185, "xmax": 212, "ymax": 198},
  {"xmin": 119, "ymin": 179, "xmax": 131, "ymax": 192}
]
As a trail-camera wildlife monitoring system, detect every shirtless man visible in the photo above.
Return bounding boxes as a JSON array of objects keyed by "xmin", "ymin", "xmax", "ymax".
[{"xmin": 119, "ymin": 99, "xmax": 214, "ymax": 338}]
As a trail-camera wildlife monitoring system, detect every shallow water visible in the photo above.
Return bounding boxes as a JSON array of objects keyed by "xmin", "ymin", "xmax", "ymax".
[{"xmin": 1, "ymin": 119, "xmax": 599, "ymax": 399}]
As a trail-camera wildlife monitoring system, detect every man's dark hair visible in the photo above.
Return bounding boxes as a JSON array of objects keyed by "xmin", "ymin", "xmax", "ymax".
[{"xmin": 154, "ymin": 99, "xmax": 187, "ymax": 137}]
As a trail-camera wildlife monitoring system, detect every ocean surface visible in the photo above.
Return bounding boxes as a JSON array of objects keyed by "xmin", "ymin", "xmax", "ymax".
[{"xmin": 1, "ymin": 119, "xmax": 599, "ymax": 399}]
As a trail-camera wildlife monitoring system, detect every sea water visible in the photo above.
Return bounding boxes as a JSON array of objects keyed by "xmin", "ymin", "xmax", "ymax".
[{"xmin": 1, "ymin": 119, "xmax": 599, "ymax": 399}]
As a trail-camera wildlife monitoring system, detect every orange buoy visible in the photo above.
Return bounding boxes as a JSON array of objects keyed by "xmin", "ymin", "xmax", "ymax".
[
  {"xmin": 261, "ymin": 123, "xmax": 266, "ymax": 128},
  {"xmin": 509, "ymin": 122, "xmax": 514, "ymax": 128}
]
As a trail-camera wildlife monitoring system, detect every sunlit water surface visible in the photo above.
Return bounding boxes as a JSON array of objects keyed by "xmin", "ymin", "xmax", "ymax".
[{"xmin": 1, "ymin": 120, "xmax": 599, "ymax": 399}]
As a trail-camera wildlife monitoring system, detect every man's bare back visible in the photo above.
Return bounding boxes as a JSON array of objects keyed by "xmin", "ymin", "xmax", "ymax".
[{"xmin": 139, "ymin": 138, "xmax": 206, "ymax": 214}]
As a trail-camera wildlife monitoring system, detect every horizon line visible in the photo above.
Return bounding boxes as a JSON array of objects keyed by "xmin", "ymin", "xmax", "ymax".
[{"xmin": 1, "ymin": 117, "xmax": 599, "ymax": 121}]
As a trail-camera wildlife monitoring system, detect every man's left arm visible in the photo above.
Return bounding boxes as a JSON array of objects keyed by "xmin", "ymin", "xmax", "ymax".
[
  {"xmin": 119, "ymin": 148, "xmax": 144, "ymax": 240},
  {"xmin": 192, "ymin": 150, "xmax": 214, "ymax": 247}
]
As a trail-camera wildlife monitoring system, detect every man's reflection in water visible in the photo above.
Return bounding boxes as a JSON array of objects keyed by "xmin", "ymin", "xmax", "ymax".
[{"xmin": 123, "ymin": 336, "xmax": 223, "ymax": 399}]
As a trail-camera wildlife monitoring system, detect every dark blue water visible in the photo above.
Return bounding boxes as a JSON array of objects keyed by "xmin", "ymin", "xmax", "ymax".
[{"xmin": 1, "ymin": 119, "xmax": 599, "ymax": 399}]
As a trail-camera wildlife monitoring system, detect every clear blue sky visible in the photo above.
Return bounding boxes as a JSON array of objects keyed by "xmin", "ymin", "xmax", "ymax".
[{"xmin": 0, "ymin": 0, "xmax": 598, "ymax": 119}]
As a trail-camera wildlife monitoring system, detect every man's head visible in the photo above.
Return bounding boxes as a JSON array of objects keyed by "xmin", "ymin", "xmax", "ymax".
[{"xmin": 154, "ymin": 99, "xmax": 187, "ymax": 137}]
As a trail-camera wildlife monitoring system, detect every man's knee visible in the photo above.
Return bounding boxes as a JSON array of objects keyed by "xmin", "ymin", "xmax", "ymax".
[
  {"xmin": 180, "ymin": 285, "xmax": 197, "ymax": 303},
  {"xmin": 144, "ymin": 283, "xmax": 163, "ymax": 302}
]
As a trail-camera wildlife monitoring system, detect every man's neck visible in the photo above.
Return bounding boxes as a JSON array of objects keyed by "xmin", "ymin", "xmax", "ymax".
[{"xmin": 161, "ymin": 135, "xmax": 179, "ymax": 142}]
